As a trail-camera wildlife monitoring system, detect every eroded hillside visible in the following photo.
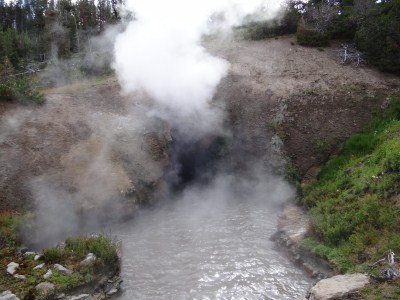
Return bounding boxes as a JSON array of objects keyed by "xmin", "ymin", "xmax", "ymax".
[
  {"xmin": 209, "ymin": 34, "xmax": 400, "ymax": 178},
  {"xmin": 1, "ymin": 34, "xmax": 399, "ymax": 225}
]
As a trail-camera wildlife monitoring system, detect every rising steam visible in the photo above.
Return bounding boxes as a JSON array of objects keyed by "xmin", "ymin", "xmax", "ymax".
[
  {"xmin": 114, "ymin": 0, "xmax": 283, "ymax": 135},
  {"xmin": 17, "ymin": 0, "xmax": 287, "ymax": 249}
]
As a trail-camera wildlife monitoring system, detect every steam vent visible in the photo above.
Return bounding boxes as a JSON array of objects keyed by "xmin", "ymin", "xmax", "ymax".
[{"xmin": 1, "ymin": 0, "xmax": 400, "ymax": 299}]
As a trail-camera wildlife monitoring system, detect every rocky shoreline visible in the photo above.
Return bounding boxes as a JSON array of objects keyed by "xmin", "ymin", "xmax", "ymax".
[
  {"xmin": 0, "ymin": 234, "xmax": 121, "ymax": 300},
  {"xmin": 272, "ymin": 204, "xmax": 372, "ymax": 300},
  {"xmin": 271, "ymin": 204, "xmax": 335, "ymax": 280}
]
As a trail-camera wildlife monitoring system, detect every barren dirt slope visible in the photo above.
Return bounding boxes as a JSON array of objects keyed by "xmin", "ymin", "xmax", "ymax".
[
  {"xmin": 209, "ymin": 34, "xmax": 400, "ymax": 177},
  {"xmin": 0, "ymin": 78, "xmax": 169, "ymax": 219},
  {"xmin": 1, "ymin": 34, "xmax": 399, "ymax": 215}
]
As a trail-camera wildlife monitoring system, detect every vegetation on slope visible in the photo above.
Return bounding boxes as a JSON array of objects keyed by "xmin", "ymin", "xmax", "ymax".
[
  {"xmin": 0, "ymin": 212, "xmax": 119, "ymax": 299},
  {"xmin": 245, "ymin": 0, "xmax": 400, "ymax": 73},
  {"xmin": 0, "ymin": 75, "xmax": 45, "ymax": 105},
  {"xmin": 300, "ymin": 95, "xmax": 400, "ymax": 275},
  {"xmin": 295, "ymin": 0, "xmax": 400, "ymax": 73}
]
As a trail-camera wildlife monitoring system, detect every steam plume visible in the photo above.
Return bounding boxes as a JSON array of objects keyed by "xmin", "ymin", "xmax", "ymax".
[{"xmin": 113, "ymin": 0, "xmax": 283, "ymax": 135}]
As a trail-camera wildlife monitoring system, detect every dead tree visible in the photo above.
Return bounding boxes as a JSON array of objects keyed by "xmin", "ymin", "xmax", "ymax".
[{"xmin": 338, "ymin": 44, "xmax": 365, "ymax": 67}]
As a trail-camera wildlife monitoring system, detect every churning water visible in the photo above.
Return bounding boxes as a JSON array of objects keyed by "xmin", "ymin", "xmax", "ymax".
[{"xmin": 113, "ymin": 177, "xmax": 312, "ymax": 300}]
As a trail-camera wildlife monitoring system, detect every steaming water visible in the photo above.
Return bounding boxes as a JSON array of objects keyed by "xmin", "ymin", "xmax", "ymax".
[{"xmin": 113, "ymin": 189, "xmax": 312, "ymax": 299}]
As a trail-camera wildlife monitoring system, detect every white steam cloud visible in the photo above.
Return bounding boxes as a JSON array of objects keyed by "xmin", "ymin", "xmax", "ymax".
[{"xmin": 114, "ymin": 0, "xmax": 283, "ymax": 135}]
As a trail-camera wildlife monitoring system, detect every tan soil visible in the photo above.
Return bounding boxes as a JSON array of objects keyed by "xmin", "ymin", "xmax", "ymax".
[
  {"xmin": 209, "ymin": 34, "xmax": 400, "ymax": 176},
  {"xmin": 0, "ymin": 77, "xmax": 169, "ymax": 212},
  {"xmin": 1, "ymin": 34, "xmax": 400, "ymax": 212}
]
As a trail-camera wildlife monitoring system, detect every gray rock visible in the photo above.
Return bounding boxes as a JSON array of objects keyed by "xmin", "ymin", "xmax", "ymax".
[
  {"xmin": 0, "ymin": 290, "xmax": 20, "ymax": 300},
  {"xmin": 33, "ymin": 263, "xmax": 45, "ymax": 270},
  {"xmin": 43, "ymin": 269, "xmax": 52, "ymax": 279},
  {"xmin": 0, "ymin": 291, "xmax": 20, "ymax": 300},
  {"xmin": 13, "ymin": 274, "xmax": 26, "ymax": 280},
  {"xmin": 106, "ymin": 288, "xmax": 118, "ymax": 296},
  {"xmin": 35, "ymin": 282, "xmax": 55, "ymax": 296},
  {"xmin": 308, "ymin": 273, "xmax": 369, "ymax": 300},
  {"xmin": 0, "ymin": 291, "xmax": 12, "ymax": 296},
  {"xmin": 80, "ymin": 253, "xmax": 96, "ymax": 266},
  {"xmin": 92, "ymin": 293, "xmax": 106, "ymax": 300},
  {"xmin": 54, "ymin": 264, "xmax": 73, "ymax": 275},
  {"xmin": 24, "ymin": 251, "xmax": 36, "ymax": 257},
  {"xmin": 68, "ymin": 294, "xmax": 91, "ymax": 300},
  {"xmin": 34, "ymin": 254, "xmax": 42, "ymax": 261},
  {"xmin": 6, "ymin": 262, "xmax": 19, "ymax": 275}
]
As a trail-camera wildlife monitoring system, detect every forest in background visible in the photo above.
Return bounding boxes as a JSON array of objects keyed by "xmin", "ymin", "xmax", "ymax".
[
  {"xmin": 0, "ymin": 0, "xmax": 399, "ymax": 104},
  {"xmin": 1, "ymin": 0, "xmax": 399, "ymax": 73},
  {"xmin": 246, "ymin": 0, "xmax": 400, "ymax": 74},
  {"xmin": 0, "ymin": 0, "xmax": 123, "ymax": 69}
]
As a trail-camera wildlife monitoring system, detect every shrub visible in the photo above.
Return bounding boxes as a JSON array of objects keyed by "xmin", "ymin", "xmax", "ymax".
[
  {"xmin": 302, "ymin": 95, "xmax": 400, "ymax": 272},
  {"xmin": 43, "ymin": 246, "xmax": 67, "ymax": 263},
  {"xmin": 65, "ymin": 235, "xmax": 119, "ymax": 265},
  {"xmin": 0, "ymin": 212, "xmax": 23, "ymax": 249},
  {"xmin": 242, "ymin": 3, "xmax": 299, "ymax": 40},
  {"xmin": 0, "ymin": 76, "xmax": 45, "ymax": 105},
  {"xmin": 354, "ymin": 0, "xmax": 400, "ymax": 73},
  {"xmin": 296, "ymin": 23, "xmax": 330, "ymax": 47}
]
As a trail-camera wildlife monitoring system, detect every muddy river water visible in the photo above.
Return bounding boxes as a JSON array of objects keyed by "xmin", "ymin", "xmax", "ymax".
[{"xmin": 113, "ymin": 177, "xmax": 312, "ymax": 300}]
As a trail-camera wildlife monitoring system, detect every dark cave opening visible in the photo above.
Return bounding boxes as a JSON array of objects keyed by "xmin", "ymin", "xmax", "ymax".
[{"xmin": 166, "ymin": 129, "xmax": 227, "ymax": 192}]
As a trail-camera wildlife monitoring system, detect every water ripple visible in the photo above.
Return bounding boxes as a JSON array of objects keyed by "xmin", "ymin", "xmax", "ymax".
[{"xmin": 113, "ymin": 197, "xmax": 312, "ymax": 299}]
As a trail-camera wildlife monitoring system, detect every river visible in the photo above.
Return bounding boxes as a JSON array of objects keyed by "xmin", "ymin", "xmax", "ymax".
[{"xmin": 113, "ymin": 175, "xmax": 312, "ymax": 299}]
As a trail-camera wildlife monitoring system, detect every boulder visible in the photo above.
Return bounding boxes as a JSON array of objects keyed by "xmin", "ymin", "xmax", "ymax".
[
  {"xmin": 33, "ymin": 263, "xmax": 45, "ymax": 270},
  {"xmin": 6, "ymin": 262, "xmax": 19, "ymax": 275},
  {"xmin": 43, "ymin": 269, "xmax": 52, "ymax": 279},
  {"xmin": 0, "ymin": 291, "xmax": 20, "ymax": 300},
  {"xmin": 35, "ymin": 282, "xmax": 55, "ymax": 296},
  {"xmin": 308, "ymin": 273, "xmax": 369, "ymax": 300},
  {"xmin": 80, "ymin": 253, "xmax": 96, "ymax": 266},
  {"xmin": 106, "ymin": 289, "xmax": 118, "ymax": 296},
  {"xmin": 34, "ymin": 255, "xmax": 42, "ymax": 261},
  {"xmin": 68, "ymin": 294, "xmax": 91, "ymax": 300},
  {"xmin": 54, "ymin": 264, "xmax": 73, "ymax": 275},
  {"xmin": 92, "ymin": 293, "xmax": 106, "ymax": 300}
]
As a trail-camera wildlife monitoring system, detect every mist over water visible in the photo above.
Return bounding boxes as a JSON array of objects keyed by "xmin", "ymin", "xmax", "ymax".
[
  {"xmin": 109, "ymin": 1, "xmax": 313, "ymax": 298},
  {"xmin": 14, "ymin": 0, "xmax": 314, "ymax": 297},
  {"xmin": 113, "ymin": 175, "xmax": 312, "ymax": 299}
]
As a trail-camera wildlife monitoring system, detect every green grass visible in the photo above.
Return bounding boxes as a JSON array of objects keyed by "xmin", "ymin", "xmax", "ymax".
[
  {"xmin": 49, "ymin": 266, "xmax": 94, "ymax": 291},
  {"xmin": 301, "ymin": 95, "xmax": 400, "ymax": 273},
  {"xmin": 1, "ymin": 214, "xmax": 119, "ymax": 299},
  {"xmin": 42, "ymin": 234, "xmax": 119, "ymax": 269},
  {"xmin": 0, "ymin": 75, "xmax": 45, "ymax": 105},
  {"xmin": 0, "ymin": 212, "xmax": 25, "ymax": 250},
  {"xmin": 360, "ymin": 278, "xmax": 400, "ymax": 299}
]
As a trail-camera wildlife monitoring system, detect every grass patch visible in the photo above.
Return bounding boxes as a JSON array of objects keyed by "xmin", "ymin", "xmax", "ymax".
[
  {"xmin": 49, "ymin": 266, "xmax": 94, "ymax": 291},
  {"xmin": 360, "ymin": 278, "xmax": 400, "ymax": 299},
  {"xmin": 65, "ymin": 235, "xmax": 119, "ymax": 265},
  {"xmin": 301, "ymin": 95, "xmax": 400, "ymax": 272},
  {"xmin": 0, "ymin": 75, "xmax": 45, "ymax": 105},
  {"xmin": 42, "ymin": 234, "xmax": 119, "ymax": 268},
  {"xmin": 0, "ymin": 212, "xmax": 25, "ymax": 250},
  {"xmin": 1, "ymin": 213, "xmax": 119, "ymax": 299}
]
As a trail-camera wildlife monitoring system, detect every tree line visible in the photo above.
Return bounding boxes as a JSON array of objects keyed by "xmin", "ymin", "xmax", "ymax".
[
  {"xmin": 0, "ymin": 0, "xmax": 122, "ymax": 69},
  {"xmin": 1, "ymin": 0, "xmax": 399, "ymax": 73},
  {"xmin": 249, "ymin": 0, "xmax": 400, "ymax": 73}
]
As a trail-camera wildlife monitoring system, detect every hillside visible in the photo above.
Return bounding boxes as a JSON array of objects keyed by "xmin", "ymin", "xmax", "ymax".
[
  {"xmin": 1, "ymin": 34, "xmax": 399, "ymax": 216},
  {"xmin": 209, "ymin": 34, "xmax": 400, "ymax": 177}
]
